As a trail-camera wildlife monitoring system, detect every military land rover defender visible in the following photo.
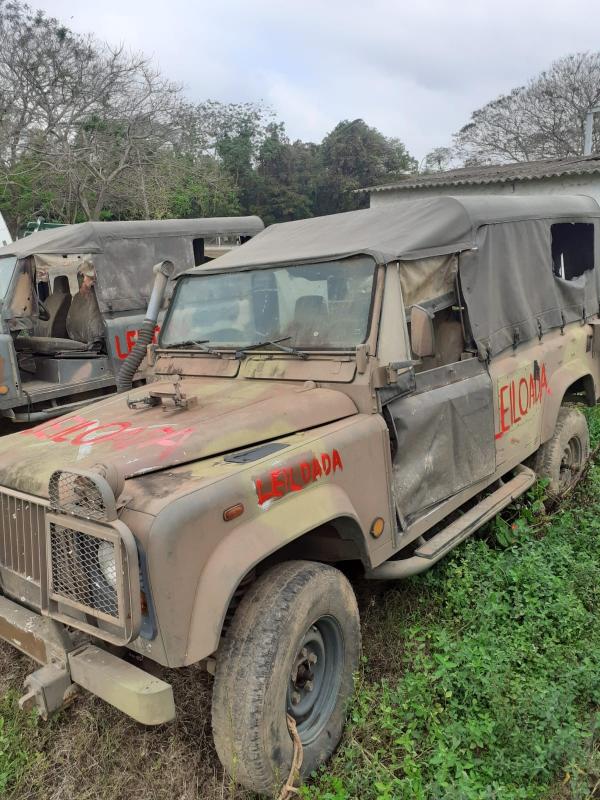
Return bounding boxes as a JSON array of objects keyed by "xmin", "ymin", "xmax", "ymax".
[{"xmin": 0, "ymin": 195, "xmax": 598, "ymax": 794}]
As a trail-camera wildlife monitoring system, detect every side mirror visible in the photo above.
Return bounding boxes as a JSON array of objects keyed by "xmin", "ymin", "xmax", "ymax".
[{"xmin": 410, "ymin": 305, "xmax": 435, "ymax": 358}]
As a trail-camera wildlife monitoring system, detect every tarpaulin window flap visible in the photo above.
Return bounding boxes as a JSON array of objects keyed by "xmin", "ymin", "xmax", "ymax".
[
  {"xmin": 399, "ymin": 254, "xmax": 458, "ymax": 309},
  {"xmin": 459, "ymin": 219, "xmax": 599, "ymax": 358}
]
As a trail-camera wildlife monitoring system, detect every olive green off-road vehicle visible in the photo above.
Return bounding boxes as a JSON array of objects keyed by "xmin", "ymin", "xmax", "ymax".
[{"xmin": 0, "ymin": 195, "xmax": 598, "ymax": 794}]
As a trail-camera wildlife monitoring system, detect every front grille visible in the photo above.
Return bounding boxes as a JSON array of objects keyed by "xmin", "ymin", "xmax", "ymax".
[
  {"xmin": 49, "ymin": 523, "xmax": 118, "ymax": 619},
  {"xmin": 0, "ymin": 482, "xmax": 140, "ymax": 645},
  {"xmin": 0, "ymin": 489, "xmax": 46, "ymax": 583}
]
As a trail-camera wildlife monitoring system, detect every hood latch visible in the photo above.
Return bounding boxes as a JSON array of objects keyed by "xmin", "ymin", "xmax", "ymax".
[{"xmin": 127, "ymin": 375, "xmax": 198, "ymax": 412}]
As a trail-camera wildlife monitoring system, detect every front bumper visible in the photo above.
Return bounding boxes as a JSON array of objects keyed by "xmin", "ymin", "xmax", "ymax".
[{"xmin": 0, "ymin": 593, "xmax": 175, "ymax": 725}]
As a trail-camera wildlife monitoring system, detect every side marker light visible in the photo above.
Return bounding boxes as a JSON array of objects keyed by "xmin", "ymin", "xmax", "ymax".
[{"xmin": 223, "ymin": 503, "xmax": 245, "ymax": 522}]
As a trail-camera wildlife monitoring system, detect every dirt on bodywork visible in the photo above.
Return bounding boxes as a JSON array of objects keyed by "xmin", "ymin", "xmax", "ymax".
[{"xmin": 0, "ymin": 377, "xmax": 357, "ymax": 496}]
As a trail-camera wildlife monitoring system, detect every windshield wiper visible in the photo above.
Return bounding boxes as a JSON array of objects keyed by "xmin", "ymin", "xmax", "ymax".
[
  {"xmin": 163, "ymin": 339, "xmax": 220, "ymax": 354},
  {"xmin": 235, "ymin": 336, "xmax": 308, "ymax": 360}
]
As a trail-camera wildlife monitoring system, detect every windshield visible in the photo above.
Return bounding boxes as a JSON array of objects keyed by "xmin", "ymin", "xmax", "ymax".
[
  {"xmin": 0, "ymin": 256, "xmax": 16, "ymax": 300},
  {"xmin": 160, "ymin": 256, "xmax": 376, "ymax": 350}
]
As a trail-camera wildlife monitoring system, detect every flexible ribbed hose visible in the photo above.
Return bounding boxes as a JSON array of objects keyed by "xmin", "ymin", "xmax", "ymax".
[
  {"xmin": 116, "ymin": 319, "xmax": 156, "ymax": 393},
  {"xmin": 116, "ymin": 260, "xmax": 175, "ymax": 393}
]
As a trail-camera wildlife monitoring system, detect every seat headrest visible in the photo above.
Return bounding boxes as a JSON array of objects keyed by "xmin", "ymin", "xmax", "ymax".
[
  {"xmin": 294, "ymin": 295, "xmax": 325, "ymax": 320},
  {"xmin": 53, "ymin": 275, "xmax": 70, "ymax": 294}
]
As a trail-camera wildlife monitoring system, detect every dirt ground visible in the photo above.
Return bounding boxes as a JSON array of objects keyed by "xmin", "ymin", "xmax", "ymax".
[{"xmin": 0, "ymin": 641, "xmax": 256, "ymax": 800}]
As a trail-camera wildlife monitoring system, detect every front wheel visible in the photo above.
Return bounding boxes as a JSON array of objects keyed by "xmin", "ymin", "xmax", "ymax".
[
  {"xmin": 211, "ymin": 560, "xmax": 361, "ymax": 795},
  {"xmin": 535, "ymin": 406, "xmax": 590, "ymax": 495}
]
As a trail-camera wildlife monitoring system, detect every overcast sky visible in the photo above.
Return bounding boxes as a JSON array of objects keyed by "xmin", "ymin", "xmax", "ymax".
[{"xmin": 35, "ymin": 0, "xmax": 600, "ymax": 161}]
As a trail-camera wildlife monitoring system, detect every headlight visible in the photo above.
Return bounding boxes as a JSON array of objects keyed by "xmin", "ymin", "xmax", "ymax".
[
  {"xmin": 49, "ymin": 468, "xmax": 118, "ymax": 522},
  {"xmin": 97, "ymin": 540, "xmax": 117, "ymax": 589}
]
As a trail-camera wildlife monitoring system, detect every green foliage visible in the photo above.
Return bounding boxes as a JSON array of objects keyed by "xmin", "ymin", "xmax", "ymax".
[
  {"xmin": 584, "ymin": 405, "xmax": 600, "ymax": 449},
  {"xmin": 490, "ymin": 479, "xmax": 548, "ymax": 548},
  {"xmin": 0, "ymin": 694, "xmax": 39, "ymax": 795},
  {"xmin": 314, "ymin": 119, "xmax": 417, "ymax": 216},
  {"xmin": 303, "ymin": 411, "xmax": 600, "ymax": 800}
]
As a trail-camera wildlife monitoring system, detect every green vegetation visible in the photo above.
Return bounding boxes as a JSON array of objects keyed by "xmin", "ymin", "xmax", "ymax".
[
  {"xmin": 0, "ymin": 694, "xmax": 40, "ymax": 795},
  {"xmin": 302, "ymin": 409, "xmax": 600, "ymax": 800}
]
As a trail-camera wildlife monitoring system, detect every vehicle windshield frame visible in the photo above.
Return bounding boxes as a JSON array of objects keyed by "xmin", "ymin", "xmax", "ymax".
[
  {"xmin": 159, "ymin": 256, "xmax": 379, "ymax": 354},
  {"xmin": 0, "ymin": 256, "xmax": 17, "ymax": 304}
]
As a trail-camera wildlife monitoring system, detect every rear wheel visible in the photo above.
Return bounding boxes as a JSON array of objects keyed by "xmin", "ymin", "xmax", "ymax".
[
  {"xmin": 535, "ymin": 406, "xmax": 590, "ymax": 495},
  {"xmin": 211, "ymin": 560, "xmax": 360, "ymax": 795}
]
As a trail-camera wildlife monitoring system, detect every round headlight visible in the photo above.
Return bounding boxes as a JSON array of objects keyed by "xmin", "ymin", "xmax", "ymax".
[{"xmin": 97, "ymin": 540, "xmax": 117, "ymax": 589}]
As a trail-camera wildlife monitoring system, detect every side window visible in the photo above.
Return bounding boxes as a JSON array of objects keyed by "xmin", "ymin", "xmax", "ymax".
[
  {"xmin": 193, "ymin": 238, "xmax": 205, "ymax": 266},
  {"xmin": 551, "ymin": 222, "xmax": 594, "ymax": 280}
]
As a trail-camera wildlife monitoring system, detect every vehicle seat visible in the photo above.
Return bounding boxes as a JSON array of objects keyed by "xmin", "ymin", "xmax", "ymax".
[
  {"xmin": 66, "ymin": 289, "xmax": 104, "ymax": 344},
  {"xmin": 33, "ymin": 275, "xmax": 71, "ymax": 338},
  {"xmin": 14, "ymin": 336, "xmax": 88, "ymax": 354}
]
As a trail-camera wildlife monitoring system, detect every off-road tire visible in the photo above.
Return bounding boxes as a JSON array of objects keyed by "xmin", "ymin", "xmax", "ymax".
[
  {"xmin": 535, "ymin": 406, "xmax": 589, "ymax": 495},
  {"xmin": 211, "ymin": 560, "xmax": 360, "ymax": 795}
]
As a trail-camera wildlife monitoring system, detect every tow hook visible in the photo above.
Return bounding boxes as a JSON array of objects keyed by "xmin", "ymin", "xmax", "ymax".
[{"xmin": 19, "ymin": 662, "xmax": 79, "ymax": 720}]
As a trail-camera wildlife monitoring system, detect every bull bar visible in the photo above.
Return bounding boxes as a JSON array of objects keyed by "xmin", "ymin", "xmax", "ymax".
[{"xmin": 0, "ymin": 593, "xmax": 175, "ymax": 725}]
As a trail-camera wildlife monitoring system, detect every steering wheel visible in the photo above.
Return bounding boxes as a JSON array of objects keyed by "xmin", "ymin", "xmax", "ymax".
[{"xmin": 38, "ymin": 299, "xmax": 50, "ymax": 322}]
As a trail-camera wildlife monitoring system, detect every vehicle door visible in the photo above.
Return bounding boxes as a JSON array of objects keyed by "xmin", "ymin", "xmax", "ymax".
[{"xmin": 384, "ymin": 258, "xmax": 496, "ymax": 522}]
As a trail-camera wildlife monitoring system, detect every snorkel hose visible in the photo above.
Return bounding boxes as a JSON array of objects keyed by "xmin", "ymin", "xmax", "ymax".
[{"xmin": 116, "ymin": 260, "xmax": 175, "ymax": 393}]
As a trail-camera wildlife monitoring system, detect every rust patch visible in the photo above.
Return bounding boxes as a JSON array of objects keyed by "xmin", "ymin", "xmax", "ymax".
[{"xmin": 0, "ymin": 614, "xmax": 47, "ymax": 663}]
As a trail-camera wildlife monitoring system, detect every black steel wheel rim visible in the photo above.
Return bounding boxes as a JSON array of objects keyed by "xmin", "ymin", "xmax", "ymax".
[
  {"xmin": 286, "ymin": 615, "xmax": 344, "ymax": 745},
  {"xmin": 559, "ymin": 435, "xmax": 582, "ymax": 488}
]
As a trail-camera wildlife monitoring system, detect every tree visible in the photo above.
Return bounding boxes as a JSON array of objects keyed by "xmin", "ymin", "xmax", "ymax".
[
  {"xmin": 315, "ymin": 119, "xmax": 416, "ymax": 215},
  {"xmin": 0, "ymin": 1, "xmax": 187, "ymax": 225},
  {"xmin": 252, "ymin": 123, "xmax": 318, "ymax": 223},
  {"xmin": 454, "ymin": 52, "xmax": 600, "ymax": 164},
  {"xmin": 0, "ymin": 2, "xmax": 418, "ymax": 229},
  {"xmin": 422, "ymin": 146, "xmax": 458, "ymax": 173}
]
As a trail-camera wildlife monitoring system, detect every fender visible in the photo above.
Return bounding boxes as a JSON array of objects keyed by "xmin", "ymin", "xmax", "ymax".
[
  {"xmin": 541, "ymin": 364, "xmax": 596, "ymax": 443},
  {"xmin": 184, "ymin": 483, "xmax": 364, "ymax": 665}
]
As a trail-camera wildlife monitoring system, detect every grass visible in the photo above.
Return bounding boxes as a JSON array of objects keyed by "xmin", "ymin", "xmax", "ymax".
[{"xmin": 1, "ymin": 408, "xmax": 600, "ymax": 799}]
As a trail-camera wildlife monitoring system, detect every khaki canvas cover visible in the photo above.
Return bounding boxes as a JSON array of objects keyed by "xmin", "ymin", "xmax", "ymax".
[
  {"xmin": 190, "ymin": 196, "xmax": 600, "ymax": 358},
  {"xmin": 399, "ymin": 255, "xmax": 457, "ymax": 308},
  {"xmin": 0, "ymin": 217, "xmax": 264, "ymax": 313},
  {"xmin": 460, "ymin": 219, "xmax": 600, "ymax": 357}
]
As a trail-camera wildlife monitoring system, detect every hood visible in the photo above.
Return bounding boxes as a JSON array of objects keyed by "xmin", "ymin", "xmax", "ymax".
[{"xmin": 0, "ymin": 377, "xmax": 358, "ymax": 497}]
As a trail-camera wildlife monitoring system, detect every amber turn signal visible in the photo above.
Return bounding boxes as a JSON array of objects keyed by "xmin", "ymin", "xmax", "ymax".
[
  {"xmin": 370, "ymin": 517, "xmax": 385, "ymax": 538},
  {"xmin": 223, "ymin": 503, "xmax": 245, "ymax": 522}
]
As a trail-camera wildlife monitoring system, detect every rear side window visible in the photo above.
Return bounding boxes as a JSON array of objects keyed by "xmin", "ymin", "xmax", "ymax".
[
  {"xmin": 551, "ymin": 222, "xmax": 595, "ymax": 280},
  {"xmin": 193, "ymin": 238, "xmax": 205, "ymax": 266}
]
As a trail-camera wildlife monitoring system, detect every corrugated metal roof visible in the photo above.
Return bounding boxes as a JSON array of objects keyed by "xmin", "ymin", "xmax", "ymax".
[{"xmin": 366, "ymin": 155, "xmax": 600, "ymax": 193}]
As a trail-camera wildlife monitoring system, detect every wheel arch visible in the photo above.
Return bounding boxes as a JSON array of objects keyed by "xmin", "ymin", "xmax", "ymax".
[
  {"xmin": 541, "ymin": 366, "xmax": 596, "ymax": 443},
  {"xmin": 184, "ymin": 483, "xmax": 367, "ymax": 665}
]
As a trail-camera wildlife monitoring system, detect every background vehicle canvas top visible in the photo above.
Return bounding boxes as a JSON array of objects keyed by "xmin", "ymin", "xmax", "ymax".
[{"xmin": 0, "ymin": 216, "xmax": 264, "ymax": 428}]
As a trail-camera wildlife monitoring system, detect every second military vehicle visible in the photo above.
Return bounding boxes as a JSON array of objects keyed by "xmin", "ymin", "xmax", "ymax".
[{"xmin": 0, "ymin": 216, "xmax": 263, "ymax": 424}]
